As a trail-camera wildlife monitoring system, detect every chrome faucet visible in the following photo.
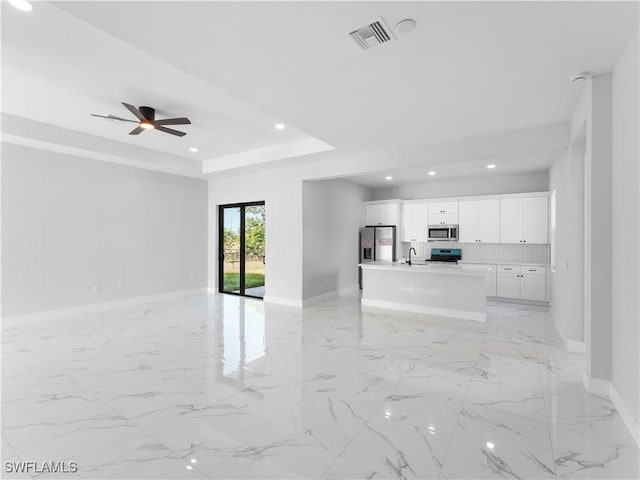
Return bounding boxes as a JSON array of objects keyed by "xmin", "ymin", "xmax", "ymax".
[{"xmin": 408, "ymin": 247, "xmax": 417, "ymax": 266}]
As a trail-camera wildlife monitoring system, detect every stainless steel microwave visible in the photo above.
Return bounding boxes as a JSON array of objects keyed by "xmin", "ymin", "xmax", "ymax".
[{"xmin": 428, "ymin": 225, "xmax": 459, "ymax": 242}]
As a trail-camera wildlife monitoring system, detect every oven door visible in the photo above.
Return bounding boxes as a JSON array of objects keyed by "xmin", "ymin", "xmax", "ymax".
[{"xmin": 428, "ymin": 226, "xmax": 451, "ymax": 241}]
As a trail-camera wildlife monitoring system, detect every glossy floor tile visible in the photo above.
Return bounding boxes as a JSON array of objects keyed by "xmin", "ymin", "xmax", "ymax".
[{"xmin": 2, "ymin": 293, "xmax": 638, "ymax": 479}]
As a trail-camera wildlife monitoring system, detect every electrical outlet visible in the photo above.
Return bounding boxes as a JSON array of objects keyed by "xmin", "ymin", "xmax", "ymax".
[
  {"xmin": 117, "ymin": 281, "xmax": 125, "ymax": 289},
  {"xmin": 91, "ymin": 284, "xmax": 100, "ymax": 294},
  {"xmin": 189, "ymin": 273, "xmax": 195, "ymax": 280}
]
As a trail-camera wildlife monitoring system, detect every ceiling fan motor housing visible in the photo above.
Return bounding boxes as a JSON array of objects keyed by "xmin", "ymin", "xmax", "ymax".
[{"xmin": 139, "ymin": 106, "xmax": 155, "ymax": 121}]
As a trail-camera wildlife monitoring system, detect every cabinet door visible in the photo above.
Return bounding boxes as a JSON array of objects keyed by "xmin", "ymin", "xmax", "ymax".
[
  {"xmin": 520, "ymin": 273, "xmax": 546, "ymax": 301},
  {"xmin": 499, "ymin": 198, "xmax": 523, "ymax": 243},
  {"xmin": 428, "ymin": 202, "xmax": 458, "ymax": 214},
  {"xmin": 458, "ymin": 201, "xmax": 478, "ymax": 243},
  {"xmin": 380, "ymin": 204, "xmax": 398, "ymax": 226},
  {"xmin": 428, "ymin": 212, "xmax": 459, "ymax": 225},
  {"xmin": 401, "ymin": 204, "xmax": 415, "ymax": 242},
  {"xmin": 477, "ymin": 199, "xmax": 500, "ymax": 243},
  {"xmin": 523, "ymin": 196, "xmax": 548, "ymax": 244},
  {"xmin": 364, "ymin": 205, "xmax": 380, "ymax": 226},
  {"xmin": 413, "ymin": 203, "xmax": 429, "ymax": 242},
  {"xmin": 497, "ymin": 272, "xmax": 520, "ymax": 298}
]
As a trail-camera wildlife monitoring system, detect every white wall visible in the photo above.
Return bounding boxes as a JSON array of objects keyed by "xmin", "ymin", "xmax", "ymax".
[
  {"xmin": 611, "ymin": 29, "xmax": 639, "ymax": 423},
  {"xmin": 302, "ymin": 179, "xmax": 369, "ymax": 300},
  {"xmin": 585, "ymin": 73, "xmax": 613, "ymax": 381},
  {"xmin": 2, "ymin": 143, "xmax": 208, "ymax": 317},
  {"xmin": 208, "ymin": 169, "xmax": 304, "ymax": 305},
  {"xmin": 549, "ymin": 134, "xmax": 585, "ymax": 345},
  {"xmin": 370, "ymin": 171, "xmax": 548, "ymax": 201}
]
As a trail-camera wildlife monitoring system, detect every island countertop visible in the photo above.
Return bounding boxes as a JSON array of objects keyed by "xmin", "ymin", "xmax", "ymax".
[{"xmin": 359, "ymin": 261, "xmax": 490, "ymax": 277}]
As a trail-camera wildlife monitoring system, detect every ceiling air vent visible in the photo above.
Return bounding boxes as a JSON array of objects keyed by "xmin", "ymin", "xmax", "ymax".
[{"xmin": 349, "ymin": 17, "xmax": 395, "ymax": 51}]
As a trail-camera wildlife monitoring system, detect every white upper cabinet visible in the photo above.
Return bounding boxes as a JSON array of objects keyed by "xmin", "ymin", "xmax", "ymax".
[
  {"xmin": 477, "ymin": 199, "xmax": 501, "ymax": 243},
  {"xmin": 428, "ymin": 202, "xmax": 459, "ymax": 226},
  {"xmin": 458, "ymin": 201, "xmax": 478, "ymax": 243},
  {"xmin": 364, "ymin": 203, "xmax": 398, "ymax": 226},
  {"xmin": 500, "ymin": 196, "xmax": 548, "ymax": 244},
  {"xmin": 458, "ymin": 199, "xmax": 499, "ymax": 243},
  {"xmin": 523, "ymin": 196, "xmax": 548, "ymax": 244},
  {"xmin": 401, "ymin": 203, "xmax": 428, "ymax": 242}
]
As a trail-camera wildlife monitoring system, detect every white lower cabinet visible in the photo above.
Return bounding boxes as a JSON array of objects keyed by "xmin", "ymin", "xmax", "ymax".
[
  {"xmin": 497, "ymin": 268, "xmax": 520, "ymax": 298},
  {"xmin": 520, "ymin": 274, "xmax": 546, "ymax": 301},
  {"xmin": 496, "ymin": 265, "xmax": 546, "ymax": 301}
]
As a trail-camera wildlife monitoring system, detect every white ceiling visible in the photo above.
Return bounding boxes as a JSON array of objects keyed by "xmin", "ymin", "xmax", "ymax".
[{"xmin": 2, "ymin": 1, "xmax": 638, "ymax": 184}]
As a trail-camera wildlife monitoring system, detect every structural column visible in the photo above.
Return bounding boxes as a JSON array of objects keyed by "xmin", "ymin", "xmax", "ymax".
[{"xmin": 584, "ymin": 73, "xmax": 613, "ymax": 388}]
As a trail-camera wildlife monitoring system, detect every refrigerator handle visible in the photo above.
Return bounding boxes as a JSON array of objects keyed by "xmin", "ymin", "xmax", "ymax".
[
  {"xmin": 392, "ymin": 226, "xmax": 396, "ymax": 262},
  {"xmin": 372, "ymin": 229, "xmax": 376, "ymax": 261}
]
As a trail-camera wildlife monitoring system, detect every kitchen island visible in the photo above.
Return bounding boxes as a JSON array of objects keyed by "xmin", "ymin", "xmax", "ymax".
[{"xmin": 359, "ymin": 261, "xmax": 490, "ymax": 322}]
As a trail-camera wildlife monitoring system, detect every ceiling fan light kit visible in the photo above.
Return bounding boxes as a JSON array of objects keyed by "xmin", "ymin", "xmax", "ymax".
[{"xmin": 91, "ymin": 102, "xmax": 191, "ymax": 137}]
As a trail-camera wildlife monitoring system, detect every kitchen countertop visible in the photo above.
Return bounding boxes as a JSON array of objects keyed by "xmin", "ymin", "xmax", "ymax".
[
  {"xmin": 359, "ymin": 261, "xmax": 490, "ymax": 277},
  {"xmin": 458, "ymin": 260, "xmax": 550, "ymax": 267}
]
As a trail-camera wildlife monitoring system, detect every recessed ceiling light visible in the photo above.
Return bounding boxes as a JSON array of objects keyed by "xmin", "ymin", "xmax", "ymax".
[
  {"xmin": 190, "ymin": 147, "xmax": 198, "ymax": 153},
  {"xmin": 8, "ymin": 0, "xmax": 33, "ymax": 12},
  {"xmin": 396, "ymin": 19, "xmax": 416, "ymax": 34},
  {"xmin": 274, "ymin": 123, "xmax": 285, "ymax": 130},
  {"xmin": 428, "ymin": 171, "xmax": 436, "ymax": 176},
  {"xmin": 487, "ymin": 164, "xmax": 496, "ymax": 169},
  {"xmin": 570, "ymin": 72, "xmax": 591, "ymax": 84},
  {"xmin": 385, "ymin": 176, "xmax": 393, "ymax": 181}
]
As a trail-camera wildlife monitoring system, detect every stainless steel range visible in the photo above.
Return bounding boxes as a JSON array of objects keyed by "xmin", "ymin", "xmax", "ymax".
[{"xmin": 426, "ymin": 248, "xmax": 462, "ymax": 264}]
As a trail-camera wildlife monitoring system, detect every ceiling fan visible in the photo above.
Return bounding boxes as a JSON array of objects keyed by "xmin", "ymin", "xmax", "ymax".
[{"xmin": 91, "ymin": 102, "xmax": 191, "ymax": 137}]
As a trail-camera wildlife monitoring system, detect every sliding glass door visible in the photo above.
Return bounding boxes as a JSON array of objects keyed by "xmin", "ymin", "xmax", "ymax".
[{"xmin": 219, "ymin": 202, "xmax": 265, "ymax": 298}]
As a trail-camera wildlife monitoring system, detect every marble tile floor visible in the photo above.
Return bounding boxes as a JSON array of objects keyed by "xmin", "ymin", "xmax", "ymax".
[{"xmin": 1, "ymin": 292, "xmax": 637, "ymax": 479}]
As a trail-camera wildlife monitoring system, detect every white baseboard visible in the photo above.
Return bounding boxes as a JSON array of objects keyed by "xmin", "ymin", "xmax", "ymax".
[
  {"xmin": 490, "ymin": 296, "xmax": 549, "ymax": 307},
  {"xmin": 262, "ymin": 296, "xmax": 303, "ymax": 308},
  {"xmin": 361, "ymin": 298, "xmax": 486, "ymax": 322},
  {"xmin": 265, "ymin": 285, "xmax": 359, "ymax": 308},
  {"xmin": 549, "ymin": 303, "xmax": 586, "ymax": 354},
  {"xmin": 566, "ymin": 339, "xmax": 586, "ymax": 353},
  {"xmin": 609, "ymin": 382, "xmax": 640, "ymax": 447},
  {"xmin": 302, "ymin": 284, "xmax": 359, "ymax": 307},
  {"xmin": 582, "ymin": 370, "xmax": 610, "ymax": 396},
  {"xmin": 2, "ymin": 288, "xmax": 208, "ymax": 327},
  {"xmin": 581, "ymin": 371, "xmax": 640, "ymax": 447}
]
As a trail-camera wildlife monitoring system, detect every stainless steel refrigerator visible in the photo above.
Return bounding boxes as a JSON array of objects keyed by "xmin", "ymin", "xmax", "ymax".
[{"xmin": 359, "ymin": 226, "xmax": 396, "ymax": 288}]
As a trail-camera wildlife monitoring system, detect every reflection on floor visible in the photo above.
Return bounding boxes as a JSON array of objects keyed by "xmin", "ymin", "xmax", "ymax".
[
  {"xmin": 244, "ymin": 285, "xmax": 265, "ymax": 297},
  {"xmin": 2, "ymin": 293, "xmax": 637, "ymax": 479}
]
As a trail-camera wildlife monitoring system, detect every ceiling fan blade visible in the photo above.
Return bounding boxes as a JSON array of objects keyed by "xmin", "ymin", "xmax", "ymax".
[
  {"xmin": 129, "ymin": 126, "xmax": 145, "ymax": 135},
  {"xmin": 155, "ymin": 125, "xmax": 187, "ymax": 137},
  {"xmin": 91, "ymin": 113, "xmax": 138, "ymax": 123},
  {"xmin": 121, "ymin": 102, "xmax": 146, "ymax": 122},
  {"xmin": 154, "ymin": 117, "xmax": 191, "ymax": 126}
]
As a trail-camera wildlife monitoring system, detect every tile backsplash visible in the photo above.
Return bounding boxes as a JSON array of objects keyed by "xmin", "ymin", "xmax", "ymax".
[{"xmin": 401, "ymin": 242, "xmax": 550, "ymax": 264}]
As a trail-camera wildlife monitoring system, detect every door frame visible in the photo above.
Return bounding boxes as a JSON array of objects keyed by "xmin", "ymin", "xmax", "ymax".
[{"xmin": 218, "ymin": 201, "xmax": 265, "ymax": 299}]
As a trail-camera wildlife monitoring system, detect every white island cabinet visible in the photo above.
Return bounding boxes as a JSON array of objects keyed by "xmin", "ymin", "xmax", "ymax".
[{"xmin": 359, "ymin": 262, "xmax": 490, "ymax": 322}]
